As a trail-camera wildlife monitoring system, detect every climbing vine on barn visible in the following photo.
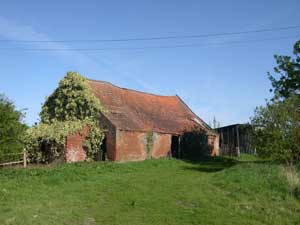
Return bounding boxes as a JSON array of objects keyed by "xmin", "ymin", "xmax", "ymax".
[{"xmin": 25, "ymin": 72, "xmax": 105, "ymax": 162}]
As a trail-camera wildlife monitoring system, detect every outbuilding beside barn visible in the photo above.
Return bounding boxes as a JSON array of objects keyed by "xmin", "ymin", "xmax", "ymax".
[{"xmin": 215, "ymin": 123, "xmax": 253, "ymax": 157}]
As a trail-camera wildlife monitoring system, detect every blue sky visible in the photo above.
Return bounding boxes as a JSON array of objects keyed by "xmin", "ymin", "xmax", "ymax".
[{"xmin": 0, "ymin": 0, "xmax": 299, "ymax": 126}]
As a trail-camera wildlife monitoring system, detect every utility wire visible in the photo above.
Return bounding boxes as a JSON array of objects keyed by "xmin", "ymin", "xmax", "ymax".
[
  {"xmin": 0, "ymin": 35, "xmax": 297, "ymax": 51},
  {"xmin": 0, "ymin": 25, "xmax": 299, "ymax": 43}
]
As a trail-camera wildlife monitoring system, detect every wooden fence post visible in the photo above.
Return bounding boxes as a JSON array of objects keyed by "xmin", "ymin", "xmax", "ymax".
[{"xmin": 23, "ymin": 150, "xmax": 27, "ymax": 168}]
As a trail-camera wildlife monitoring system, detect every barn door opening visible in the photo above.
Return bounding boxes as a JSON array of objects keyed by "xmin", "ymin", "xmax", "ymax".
[
  {"xmin": 171, "ymin": 135, "xmax": 180, "ymax": 158},
  {"xmin": 100, "ymin": 137, "xmax": 107, "ymax": 161}
]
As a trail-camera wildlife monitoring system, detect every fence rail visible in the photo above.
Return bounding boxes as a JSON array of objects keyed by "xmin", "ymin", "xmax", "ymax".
[{"xmin": 0, "ymin": 150, "xmax": 27, "ymax": 168}]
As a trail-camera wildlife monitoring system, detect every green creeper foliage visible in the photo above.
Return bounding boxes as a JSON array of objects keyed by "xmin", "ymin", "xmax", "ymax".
[
  {"xmin": 0, "ymin": 94, "xmax": 27, "ymax": 156},
  {"xmin": 24, "ymin": 120, "xmax": 83, "ymax": 162},
  {"xmin": 24, "ymin": 119, "xmax": 103, "ymax": 162},
  {"xmin": 145, "ymin": 131, "xmax": 154, "ymax": 157},
  {"xmin": 25, "ymin": 72, "xmax": 105, "ymax": 163},
  {"xmin": 40, "ymin": 71, "xmax": 104, "ymax": 123}
]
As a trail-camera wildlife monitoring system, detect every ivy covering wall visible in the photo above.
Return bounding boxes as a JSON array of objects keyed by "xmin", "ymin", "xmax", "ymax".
[
  {"xmin": 25, "ymin": 72, "xmax": 105, "ymax": 163},
  {"xmin": 145, "ymin": 131, "xmax": 154, "ymax": 158}
]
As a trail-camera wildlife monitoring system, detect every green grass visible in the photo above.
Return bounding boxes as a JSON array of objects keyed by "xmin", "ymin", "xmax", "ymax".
[{"xmin": 0, "ymin": 156, "xmax": 300, "ymax": 225}]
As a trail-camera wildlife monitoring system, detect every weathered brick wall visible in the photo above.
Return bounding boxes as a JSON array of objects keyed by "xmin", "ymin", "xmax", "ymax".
[
  {"xmin": 115, "ymin": 131, "xmax": 146, "ymax": 161},
  {"xmin": 115, "ymin": 130, "xmax": 172, "ymax": 162},
  {"xmin": 64, "ymin": 114, "xmax": 116, "ymax": 163},
  {"xmin": 65, "ymin": 128, "xmax": 88, "ymax": 162},
  {"xmin": 151, "ymin": 133, "xmax": 172, "ymax": 158},
  {"xmin": 64, "ymin": 119, "xmax": 219, "ymax": 162}
]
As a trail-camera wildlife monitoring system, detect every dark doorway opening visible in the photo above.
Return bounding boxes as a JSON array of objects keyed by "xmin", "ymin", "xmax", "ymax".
[
  {"xmin": 171, "ymin": 135, "xmax": 180, "ymax": 158},
  {"xmin": 100, "ymin": 137, "xmax": 107, "ymax": 161},
  {"xmin": 94, "ymin": 137, "xmax": 107, "ymax": 161}
]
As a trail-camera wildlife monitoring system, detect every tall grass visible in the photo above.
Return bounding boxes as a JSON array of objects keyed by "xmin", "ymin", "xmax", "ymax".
[{"xmin": 282, "ymin": 165, "xmax": 300, "ymax": 198}]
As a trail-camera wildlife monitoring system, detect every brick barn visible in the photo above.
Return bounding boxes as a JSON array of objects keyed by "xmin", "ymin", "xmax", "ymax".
[{"xmin": 65, "ymin": 79, "xmax": 219, "ymax": 162}]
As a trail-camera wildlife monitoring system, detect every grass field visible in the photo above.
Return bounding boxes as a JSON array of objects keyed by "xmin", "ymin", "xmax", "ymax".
[{"xmin": 0, "ymin": 156, "xmax": 300, "ymax": 225}]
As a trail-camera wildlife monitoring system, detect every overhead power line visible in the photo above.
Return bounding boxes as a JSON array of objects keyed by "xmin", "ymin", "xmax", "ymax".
[
  {"xmin": 0, "ymin": 25, "xmax": 299, "ymax": 43},
  {"xmin": 0, "ymin": 35, "xmax": 297, "ymax": 52}
]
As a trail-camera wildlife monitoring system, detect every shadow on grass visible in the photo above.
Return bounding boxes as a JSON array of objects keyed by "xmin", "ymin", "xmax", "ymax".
[{"xmin": 181, "ymin": 156, "xmax": 272, "ymax": 173}]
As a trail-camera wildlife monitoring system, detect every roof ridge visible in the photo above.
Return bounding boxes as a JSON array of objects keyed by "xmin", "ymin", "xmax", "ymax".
[
  {"xmin": 87, "ymin": 78, "xmax": 177, "ymax": 98},
  {"xmin": 175, "ymin": 95, "xmax": 213, "ymax": 131},
  {"xmin": 87, "ymin": 77, "xmax": 214, "ymax": 134}
]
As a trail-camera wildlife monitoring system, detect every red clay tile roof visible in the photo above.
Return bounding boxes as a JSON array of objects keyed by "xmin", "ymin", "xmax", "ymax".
[{"xmin": 88, "ymin": 79, "xmax": 213, "ymax": 134}]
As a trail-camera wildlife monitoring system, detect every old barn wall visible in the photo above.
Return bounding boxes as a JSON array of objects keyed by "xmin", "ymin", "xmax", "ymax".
[
  {"xmin": 114, "ymin": 130, "xmax": 172, "ymax": 162},
  {"xmin": 65, "ymin": 128, "xmax": 218, "ymax": 162},
  {"xmin": 65, "ymin": 127, "xmax": 88, "ymax": 162},
  {"xmin": 115, "ymin": 131, "xmax": 146, "ymax": 161},
  {"xmin": 151, "ymin": 133, "xmax": 172, "ymax": 158},
  {"xmin": 64, "ymin": 115, "xmax": 219, "ymax": 162},
  {"xmin": 65, "ymin": 114, "xmax": 117, "ymax": 162}
]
